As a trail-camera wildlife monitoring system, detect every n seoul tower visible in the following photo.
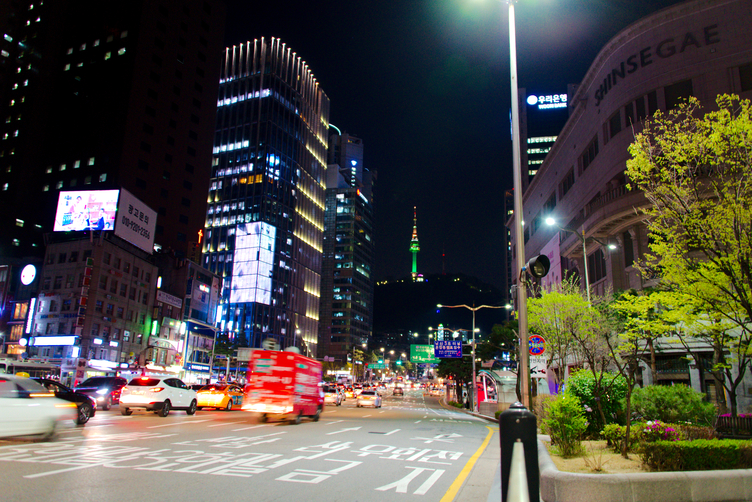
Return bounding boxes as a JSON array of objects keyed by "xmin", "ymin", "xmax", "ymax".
[{"xmin": 410, "ymin": 206, "xmax": 420, "ymax": 280}]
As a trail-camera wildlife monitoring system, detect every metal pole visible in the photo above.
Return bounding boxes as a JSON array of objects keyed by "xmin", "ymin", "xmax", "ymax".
[
  {"xmin": 582, "ymin": 225, "xmax": 591, "ymax": 305},
  {"xmin": 508, "ymin": 0, "xmax": 530, "ymax": 410},
  {"xmin": 472, "ymin": 309, "xmax": 477, "ymax": 413}
]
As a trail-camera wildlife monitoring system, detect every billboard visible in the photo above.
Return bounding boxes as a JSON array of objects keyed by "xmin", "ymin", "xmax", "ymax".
[
  {"xmin": 434, "ymin": 340, "xmax": 463, "ymax": 358},
  {"xmin": 53, "ymin": 190, "xmax": 120, "ymax": 232},
  {"xmin": 230, "ymin": 222, "xmax": 276, "ymax": 305},
  {"xmin": 114, "ymin": 189, "xmax": 157, "ymax": 254}
]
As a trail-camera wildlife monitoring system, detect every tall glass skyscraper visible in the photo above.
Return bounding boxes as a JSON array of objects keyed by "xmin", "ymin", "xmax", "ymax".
[
  {"xmin": 319, "ymin": 133, "xmax": 375, "ymax": 363},
  {"xmin": 204, "ymin": 38, "xmax": 330, "ymax": 356}
]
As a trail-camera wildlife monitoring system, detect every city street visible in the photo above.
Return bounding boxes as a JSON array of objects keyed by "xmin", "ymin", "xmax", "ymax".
[{"xmin": 0, "ymin": 389, "xmax": 500, "ymax": 502}]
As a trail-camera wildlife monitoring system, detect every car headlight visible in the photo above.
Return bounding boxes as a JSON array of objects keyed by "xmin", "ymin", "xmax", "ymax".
[{"xmin": 96, "ymin": 388, "xmax": 109, "ymax": 395}]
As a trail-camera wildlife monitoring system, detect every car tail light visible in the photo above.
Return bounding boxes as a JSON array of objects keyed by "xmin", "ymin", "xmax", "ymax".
[
  {"xmin": 55, "ymin": 402, "xmax": 77, "ymax": 408},
  {"xmin": 149, "ymin": 387, "xmax": 165, "ymax": 393},
  {"xmin": 30, "ymin": 392, "xmax": 55, "ymax": 398}
]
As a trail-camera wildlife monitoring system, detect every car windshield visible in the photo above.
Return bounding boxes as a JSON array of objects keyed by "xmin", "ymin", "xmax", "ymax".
[
  {"xmin": 361, "ymin": 390, "xmax": 376, "ymax": 396},
  {"xmin": 323, "ymin": 386, "xmax": 337, "ymax": 392},
  {"xmin": 127, "ymin": 378, "xmax": 161, "ymax": 387}
]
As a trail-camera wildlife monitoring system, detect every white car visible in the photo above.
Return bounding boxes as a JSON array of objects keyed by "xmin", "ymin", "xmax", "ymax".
[
  {"xmin": 323, "ymin": 385, "xmax": 342, "ymax": 406},
  {"xmin": 356, "ymin": 389, "xmax": 382, "ymax": 408},
  {"xmin": 0, "ymin": 374, "xmax": 77, "ymax": 440},
  {"xmin": 120, "ymin": 376, "xmax": 198, "ymax": 417}
]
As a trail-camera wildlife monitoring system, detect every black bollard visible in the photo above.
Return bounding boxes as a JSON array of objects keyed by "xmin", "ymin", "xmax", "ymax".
[{"xmin": 499, "ymin": 402, "xmax": 539, "ymax": 502}]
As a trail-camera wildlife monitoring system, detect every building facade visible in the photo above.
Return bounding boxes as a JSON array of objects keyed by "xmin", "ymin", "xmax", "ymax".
[
  {"xmin": 319, "ymin": 132, "xmax": 376, "ymax": 363},
  {"xmin": 204, "ymin": 38, "xmax": 330, "ymax": 356},
  {"xmin": 0, "ymin": 0, "xmax": 225, "ymax": 258},
  {"xmin": 510, "ymin": 0, "xmax": 752, "ymax": 404}
]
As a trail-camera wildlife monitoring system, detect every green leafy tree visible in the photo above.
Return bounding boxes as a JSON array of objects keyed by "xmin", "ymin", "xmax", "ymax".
[
  {"xmin": 529, "ymin": 278, "xmax": 617, "ymax": 430},
  {"xmin": 626, "ymin": 94, "xmax": 752, "ymax": 417},
  {"xmin": 631, "ymin": 384, "xmax": 717, "ymax": 426},
  {"xmin": 565, "ymin": 369, "xmax": 628, "ymax": 435}
]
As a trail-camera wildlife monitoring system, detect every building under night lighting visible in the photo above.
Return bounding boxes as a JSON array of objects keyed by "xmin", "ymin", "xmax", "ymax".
[
  {"xmin": 204, "ymin": 38, "xmax": 330, "ymax": 356},
  {"xmin": 319, "ymin": 132, "xmax": 376, "ymax": 363}
]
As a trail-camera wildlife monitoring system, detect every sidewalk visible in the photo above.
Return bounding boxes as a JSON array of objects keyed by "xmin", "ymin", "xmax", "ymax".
[{"xmin": 440, "ymin": 398, "xmax": 502, "ymax": 501}]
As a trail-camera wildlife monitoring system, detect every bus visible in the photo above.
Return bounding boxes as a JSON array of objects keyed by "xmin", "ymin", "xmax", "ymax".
[{"xmin": 0, "ymin": 358, "xmax": 62, "ymax": 379}]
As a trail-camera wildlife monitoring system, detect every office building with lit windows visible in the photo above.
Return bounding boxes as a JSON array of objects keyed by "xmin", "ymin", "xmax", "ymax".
[
  {"xmin": 203, "ymin": 38, "xmax": 330, "ymax": 356},
  {"xmin": 0, "ymin": 0, "xmax": 225, "ymax": 258},
  {"xmin": 319, "ymin": 132, "xmax": 376, "ymax": 363}
]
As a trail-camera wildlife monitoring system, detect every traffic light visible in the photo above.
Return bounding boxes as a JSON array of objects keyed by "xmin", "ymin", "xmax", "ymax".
[{"xmin": 526, "ymin": 255, "xmax": 551, "ymax": 278}]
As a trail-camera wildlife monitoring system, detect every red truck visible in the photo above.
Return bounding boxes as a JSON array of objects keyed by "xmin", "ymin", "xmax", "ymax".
[{"xmin": 242, "ymin": 349, "xmax": 324, "ymax": 424}]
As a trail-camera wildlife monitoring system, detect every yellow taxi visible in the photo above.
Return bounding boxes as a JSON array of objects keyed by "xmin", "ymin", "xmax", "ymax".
[{"xmin": 196, "ymin": 383, "xmax": 244, "ymax": 411}]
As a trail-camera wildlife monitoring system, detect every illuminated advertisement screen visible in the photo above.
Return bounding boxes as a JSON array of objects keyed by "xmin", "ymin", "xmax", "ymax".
[
  {"xmin": 230, "ymin": 222, "xmax": 276, "ymax": 305},
  {"xmin": 53, "ymin": 190, "xmax": 120, "ymax": 232}
]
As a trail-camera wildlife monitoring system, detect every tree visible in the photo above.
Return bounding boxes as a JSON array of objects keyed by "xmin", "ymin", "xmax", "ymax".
[
  {"xmin": 626, "ymin": 94, "xmax": 752, "ymax": 417},
  {"xmin": 528, "ymin": 278, "xmax": 618, "ymax": 432}
]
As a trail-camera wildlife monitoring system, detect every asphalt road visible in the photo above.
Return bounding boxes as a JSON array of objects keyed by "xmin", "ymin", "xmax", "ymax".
[{"xmin": 0, "ymin": 389, "xmax": 501, "ymax": 502}]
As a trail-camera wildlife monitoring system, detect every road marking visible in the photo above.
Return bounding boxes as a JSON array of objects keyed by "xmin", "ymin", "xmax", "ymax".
[
  {"xmin": 375, "ymin": 466, "xmax": 444, "ymax": 494},
  {"xmin": 363, "ymin": 415, "xmax": 372, "ymax": 418},
  {"xmin": 415, "ymin": 420, "xmax": 422, "ymax": 423},
  {"xmin": 325, "ymin": 420, "xmax": 344, "ymax": 426},
  {"xmin": 207, "ymin": 421, "xmax": 245, "ymax": 428},
  {"xmin": 232, "ymin": 424, "xmax": 273, "ymax": 431},
  {"xmin": 147, "ymin": 419, "xmax": 211, "ymax": 429},
  {"xmin": 326, "ymin": 427, "xmax": 361, "ymax": 435},
  {"xmin": 440, "ymin": 426, "xmax": 495, "ymax": 502}
]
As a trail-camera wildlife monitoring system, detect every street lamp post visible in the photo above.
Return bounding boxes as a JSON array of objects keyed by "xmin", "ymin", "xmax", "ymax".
[
  {"xmin": 437, "ymin": 304, "xmax": 506, "ymax": 413},
  {"xmin": 506, "ymin": 0, "xmax": 532, "ymax": 410},
  {"xmin": 545, "ymin": 217, "xmax": 617, "ymax": 305}
]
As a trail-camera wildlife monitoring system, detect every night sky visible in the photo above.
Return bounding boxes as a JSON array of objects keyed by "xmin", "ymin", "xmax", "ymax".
[{"xmin": 224, "ymin": 0, "xmax": 685, "ymax": 289}]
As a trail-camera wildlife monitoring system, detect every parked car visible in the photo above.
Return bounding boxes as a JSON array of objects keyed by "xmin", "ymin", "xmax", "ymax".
[
  {"xmin": 196, "ymin": 383, "xmax": 244, "ymax": 411},
  {"xmin": 74, "ymin": 376, "xmax": 127, "ymax": 411},
  {"xmin": 0, "ymin": 374, "xmax": 77, "ymax": 440},
  {"xmin": 32, "ymin": 378, "xmax": 96, "ymax": 425},
  {"xmin": 119, "ymin": 377, "xmax": 198, "ymax": 417},
  {"xmin": 356, "ymin": 389, "xmax": 382, "ymax": 408},
  {"xmin": 323, "ymin": 385, "xmax": 342, "ymax": 406}
]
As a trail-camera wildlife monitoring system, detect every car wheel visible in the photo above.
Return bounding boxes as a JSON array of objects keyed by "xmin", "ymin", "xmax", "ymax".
[
  {"xmin": 259, "ymin": 414, "xmax": 268, "ymax": 423},
  {"xmin": 224, "ymin": 399, "xmax": 233, "ymax": 411},
  {"xmin": 159, "ymin": 400, "xmax": 171, "ymax": 417},
  {"xmin": 293, "ymin": 411, "xmax": 302, "ymax": 425},
  {"xmin": 313, "ymin": 406, "xmax": 322, "ymax": 422},
  {"xmin": 77, "ymin": 403, "xmax": 93, "ymax": 425},
  {"xmin": 121, "ymin": 407, "xmax": 133, "ymax": 416},
  {"xmin": 102, "ymin": 397, "xmax": 112, "ymax": 411},
  {"xmin": 186, "ymin": 400, "xmax": 197, "ymax": 415}
]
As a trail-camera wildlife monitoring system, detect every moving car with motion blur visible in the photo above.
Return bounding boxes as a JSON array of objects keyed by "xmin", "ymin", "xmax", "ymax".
[
  {"xmin": 242, "ymin": 349, "xmax": 324, "ymax": 424},
  {"xmin": 393, "ymin": 386, "xmax": 404, "ymax": 396},
  {"xmin": 323, "ymin": 385, "xmax": 342, "ymax": 406},
  {"xmin": 196, "ymin": 383, "xmax": 244, "ymax": 411},
  {"xmin": 119, "ymin": 376, "xmax": 198, "ymax": 417},
  {"xmin": 356, "ymin": 389, "xmax": 382, "ymax": 408},
  {"xmin": 74, "ymin": 376, "xmax": 127, "ymax": 411},
  {"xmin": 0, "ymin": 374, "xmax": 77, "ymax": 440},
  {"xmin": 33, "ymin": 378, "xmax": 96, "ymax": 425}
]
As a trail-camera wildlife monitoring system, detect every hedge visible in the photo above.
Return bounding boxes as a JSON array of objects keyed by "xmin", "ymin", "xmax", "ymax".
[{"xmin": 641, "ymin": 439, "xmax": 752, "ymax": 471}]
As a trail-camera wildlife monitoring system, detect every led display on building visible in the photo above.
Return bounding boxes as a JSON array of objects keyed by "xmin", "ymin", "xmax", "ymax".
[
  {"xmin": 53, "ymin": 190, "xmax": 120, "ymax": 232},
  {"xmin": 230, "ymin": 222, "xmax": 276, "ymax": 305}
]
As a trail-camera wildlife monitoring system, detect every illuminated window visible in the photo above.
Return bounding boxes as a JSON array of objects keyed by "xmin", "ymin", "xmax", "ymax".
[
  {"xmin": 12, "ymin": 238, "xmax": 19, "ymax": 246},
  {"xmin": 0, "ymin": 50, "xmax": 8, "ymax": 58},
  {"xmin": 99, "ymin": 173, "xmax": 107, "ymax": 182},
  {"xmin": 46, "ymin": 166, "xmax": 52, "ymax": 173},
  {"xmin": 93, "ymin": 39, "xmax": 100, "ymax": 47},
  {"xmin": 80, "ymin": 43, "xmax": 86, "ymax": 51},
  {"xmin": 43, "ymin": 185, "xmax": 49, "ymax": 191},
  {"xmin": 59, "ymin": 163, "xmax": 66, "ymax": 171},
  {"xmin": 74, "ymin": 160, "xmax": 80, "ymax": 168},
  {"xmin": 88, "ymin": 157, "xmax": 95, "ymax": 165},
  {"xmin": 56, "ymin": 181, "xmax": 63, "ymax": 189},
  {"xmin": 15, "ymin": 219, "xmax": 23, "ymax": 227},
  {"xmin": 118, "ymin": 48, "xmax": 126, "ymax": 56},
  {"xmin": 121, "ymin": 31, "xmax": 128, "ymax": 38},
  {"xmin": 104, "ymin": 52, "xmax": 111, "ymax": 60},
  {"xmin": 84, "ymin": 176, "xmax": 91, "ymax": 184},
  {"xmin": 4, "ymin": 34, "xmax": 12, "ymax": 42}
]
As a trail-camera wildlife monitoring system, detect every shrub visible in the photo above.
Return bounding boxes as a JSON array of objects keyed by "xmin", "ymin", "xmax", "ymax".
[
  {"xmin": 641, "ymin": 420, "xmax": 681, "ymax": 443},
  {"xmin": 447, "ymin": 401, "xmax": 463, "ymax": 409},
  {"xmin": 631, "ymin": 384, "xmax": 717, "ymax": 426},
  {"xmin": 533, "ymin": 394, "xmax": 557, "ymax": 431},
  {"xmin": 542, "ymin": 393, "xmax": 588, "ymax": 457},
  {"xmin": 565, "ymin": 370, "xmax": 628, "ymax": 435},
  {"xmin": 601, "ymin": 423, "xmax": 645, "ymax": 453},
  {"xmin": 641, "ymin": 439, "xmax": 752, "ymax": 471}
]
